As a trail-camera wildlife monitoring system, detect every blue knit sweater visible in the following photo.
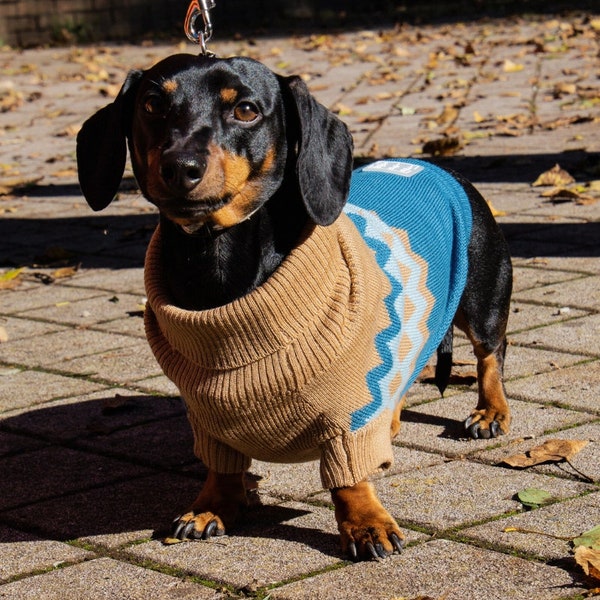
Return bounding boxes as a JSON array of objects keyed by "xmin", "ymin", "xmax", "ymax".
[{"xmin": 345, "ymin": 158, "xmax": 472, "ymax": 430}]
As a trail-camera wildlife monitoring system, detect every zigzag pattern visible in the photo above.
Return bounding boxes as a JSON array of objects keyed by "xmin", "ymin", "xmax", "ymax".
[{"xmin": 345, "ymin": 205, "xmax": 432, "ymax": 431}]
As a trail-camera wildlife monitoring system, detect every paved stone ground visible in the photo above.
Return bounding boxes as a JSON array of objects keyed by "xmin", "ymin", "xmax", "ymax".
[{"xmin": 1, "ymin": 9, "xmax": 599, "ymax": 600}]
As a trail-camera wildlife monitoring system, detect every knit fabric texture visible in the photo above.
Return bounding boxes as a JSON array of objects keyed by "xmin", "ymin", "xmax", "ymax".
[{"xmin": 144, "ymin": 158, "xmax": 472, "ymax": 489}]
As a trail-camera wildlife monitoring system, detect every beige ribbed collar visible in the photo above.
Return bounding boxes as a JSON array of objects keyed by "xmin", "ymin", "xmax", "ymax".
[{"xmin": 144, "ymin": 216, "xmax": 362, "ymax": 370}]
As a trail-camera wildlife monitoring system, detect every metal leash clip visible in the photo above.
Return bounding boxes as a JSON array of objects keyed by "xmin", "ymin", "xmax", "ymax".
[{"xmin": 185, "ymin": 0, "xmax": 216, "ymax": 56}]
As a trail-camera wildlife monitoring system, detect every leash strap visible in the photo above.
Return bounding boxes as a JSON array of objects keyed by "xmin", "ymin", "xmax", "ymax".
[{"xmin": 184, "ymin": 0, "xmax": 216, "ymax": 56}]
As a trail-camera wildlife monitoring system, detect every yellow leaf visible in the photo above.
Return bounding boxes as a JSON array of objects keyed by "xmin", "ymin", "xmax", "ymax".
[
  {"xmin": 532, "ymin": 163, "xmax": 575, "ymax": 187},
  {"xmin": 0, "ymin": 267, "xmax": 24, "ymax": 290},
  {"xmin": 52, "ymin": 265, "xmax": 79, "ymax": 279},
  {"xmin": 0, "ymin": 267, "xmax": 24, "ymax": 282},
  {"xmin": 332, "ymin": 103, "xmax": 353, "ymax": 116},
  {"xmin": 503, "ymin": 59, "xmax": 524, "ymax": 73},
  {"xmin": 574, "ymin": 546, "xmax": 600, "ymax": 582},
  {"xmin": 473, "ymin": 111, "xmax": 486, "ymax": 123},
  {"xmin": 487, "ymin": 200, "xmax": 506, "ymax": 217},
  {"xmin": 52, "ymin": 169, "xmax": 77, "ymax": 178},
  {"xmin": 163, "ymin": 537, "xmax": 184, "ymax": 545}
]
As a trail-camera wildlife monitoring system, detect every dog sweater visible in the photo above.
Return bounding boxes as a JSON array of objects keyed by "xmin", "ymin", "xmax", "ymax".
[{"xmin": 144, "ymin": 159, "xmax": 472, "ymax": 489}]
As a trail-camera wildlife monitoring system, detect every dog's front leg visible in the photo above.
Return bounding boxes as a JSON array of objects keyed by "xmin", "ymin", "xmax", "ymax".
[
  {"xmin": 331, "ymin": 481, "xmax": 404, "ymax": 561},
  {"xmin": 172, "ymin": 470, "xmax": 247, "ymax": 540}
]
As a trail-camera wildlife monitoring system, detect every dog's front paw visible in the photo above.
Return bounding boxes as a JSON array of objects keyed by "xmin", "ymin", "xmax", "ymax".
[
  {"xmin": 331, "ymin": 481, "xmax": 404, "ymax": 561},
  {"xmin": 465, "ymin": 409, "xmax": 510, "ymax": 439},
  {"xmin": 171, "ymin": 511, "xmax": 226, "ymax": 540},
  {"xmin": 169, "ymin": 470, "xmax": 246, "ymax": 542},
  {"xmin": 338, "ymin": 514, "xmax": 404, "ymax": 561}
]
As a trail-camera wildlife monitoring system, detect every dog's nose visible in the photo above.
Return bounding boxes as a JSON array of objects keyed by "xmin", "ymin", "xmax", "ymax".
[{"xmin": 160, "ymin": 153, "xmax": 207, "ymax": 194}]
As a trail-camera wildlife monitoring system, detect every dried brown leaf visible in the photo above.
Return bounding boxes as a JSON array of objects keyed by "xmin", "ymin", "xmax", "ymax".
[
  {"xmin": 574, "ymin": 546, "xmax": 600, "ymax": 582},
  {"xmin": 422, "ymin": 137, "xmax": 461, "ymax": 156},
  {"xmin": 500, "ymin": 439, "xmax": 589, "ymax": 468},
  {"xmin": 101, "ymin": 393, "xmax": 132, "ymax": 415},
  {"xmin": 0, "ymin": 175, "xmax": 43, "ymax": 195},
  {"xmin": 532, "ymin": 164, "xmax": 575, "ymax": 187},
  {"xmin": 0, "ymin": 326, "xmax": 8, "ymax": 343},
  {"xmin": 435, "ymin": 105, "xmax": 459, "ymax": 126}
]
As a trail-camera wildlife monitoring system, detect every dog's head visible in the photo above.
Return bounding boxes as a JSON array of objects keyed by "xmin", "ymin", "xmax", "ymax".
[{"xmin": 77, "ymin": 54, "xmax": 353, "ymax": 231}]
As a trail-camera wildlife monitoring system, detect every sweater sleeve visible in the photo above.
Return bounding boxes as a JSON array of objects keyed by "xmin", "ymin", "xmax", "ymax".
[{"xmin": 319, "ymin": 411, "xmax": 394, "ymax": 489}]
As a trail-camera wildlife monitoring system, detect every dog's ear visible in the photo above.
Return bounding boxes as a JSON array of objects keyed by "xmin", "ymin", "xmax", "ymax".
[
  {"xmin": 280, "ymin": 75, "xmax": 353, "ymax": 226},
  {"xmin": 76, "ymin": 70, "xmax": 143, "ymax": 211}
]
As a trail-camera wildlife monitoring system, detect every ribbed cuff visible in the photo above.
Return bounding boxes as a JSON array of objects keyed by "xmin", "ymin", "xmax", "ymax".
[{"xmin": 319, "ymin": 410, "xmax": 394, "ymax": 489}]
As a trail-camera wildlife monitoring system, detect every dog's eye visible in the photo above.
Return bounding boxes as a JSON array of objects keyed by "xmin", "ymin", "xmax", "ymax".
[
  {"xmin": 143, "ymin": 93, "xmax": 167, "ymax": 116},
  {"xmin": 233, "ymin": 101, "xmax": 260, "ymax": 123}
]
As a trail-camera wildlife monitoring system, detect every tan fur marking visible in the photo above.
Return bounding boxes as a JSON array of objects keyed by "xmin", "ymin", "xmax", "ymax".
[
  {"xmin": 162, "ymin": 79, "xmax": 178, "ymax": 94},
  {"xmin": 209, "ymin": 152, "xmax": 254, "ymax": 227},
  {"xmin": 220, "ymin": 87, "xmax": 238, "ymax": 103}
]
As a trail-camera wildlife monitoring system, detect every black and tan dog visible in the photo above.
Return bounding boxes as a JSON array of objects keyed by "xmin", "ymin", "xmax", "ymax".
[{"xmin": 77, "ymin": 54, "xmax": 512, "ymax": 561}]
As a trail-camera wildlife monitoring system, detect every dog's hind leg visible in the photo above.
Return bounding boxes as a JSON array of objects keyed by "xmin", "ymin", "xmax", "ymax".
[
  {"xmin": 457, "ymin": 309, "xmax": 510, "ymax": 439},
  {"xmin": 454, "ymin": 182, "xmax": 513, "ymax": 439}
]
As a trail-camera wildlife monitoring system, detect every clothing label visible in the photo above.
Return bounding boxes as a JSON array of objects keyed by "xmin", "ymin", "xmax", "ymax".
[{"xmin": 363, "ymin": 160, "xmax": 424, "ymax": 177}]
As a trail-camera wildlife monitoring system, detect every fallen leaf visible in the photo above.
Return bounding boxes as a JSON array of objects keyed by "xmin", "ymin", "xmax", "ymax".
[
  {"xmin": 0, "ymin": 175, "xmax": 44, "ymax": 195},
  {"xmin": 500, "ymin": 439, "xmax": 589, "ymax": 468},
  {"xmin": 52, "ymin": 168, "xmax": 77, "ymax": 178},
  {"xmin": 0, "ymin": 85, "xmax": 24, "ymax": 112},
  {"xmin": 574, "ymin": 546, "xmax": 600, "ymax": 582},
  {"xmin": 503, "ymin": 59, "xmax": 524, "ymax": 73},
  {"xmin": 0, "ymin": 267, "xmax": 24, "ymax": 290},
  {"xmin": 101, "ymin": 393, "xmax": 134, "ymax": 415},
  {"xmin": 487, "ymin": 199, "xmax": 506, "ymax": 217},
  {"xmin": 532, "ymin": 164, "xmax": 575, "ymax": 187},
  {"xmin": 517, "ymin": 487, "xmax": 553, "ymax": 509},
  {"xmin": 52, "ymin": 265, "xmax": 79, "ymax": 279},
  {"xmin": 541, "ymin": 187, "xmax": 596, "ymax": 204},
  {"xmin": 0, "ymin": 326, "xmax": 8, "ymax": 343},
  {"xmin": 331, "ymin": 102, "xmax": 353, "ymax": 116},
  {"xmin": 435, "ymin": 105, "xmax": 459, "ymax": 126},
  {"xmin": 54, "ymin": 125, "xmax": 80, "ymax": 138},
  {"xmin": 163, "ymin": 537, "xmax": 184, "ymax": 545},
  {"xmin": 573, "ymin": 525, "xmax": 600, "ymax": 551},
  {"xmin": 553, "ymin": 82, "xmax": 577, "ymax": 97},
  {"xmin": 422, "ymin": 137, "xmax": 462, "ymax": 156}
]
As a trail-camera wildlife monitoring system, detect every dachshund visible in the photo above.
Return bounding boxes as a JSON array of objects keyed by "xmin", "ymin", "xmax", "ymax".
[{"xmin": 77, "ymin": 54, "xmax": 512, "ymax": 561}]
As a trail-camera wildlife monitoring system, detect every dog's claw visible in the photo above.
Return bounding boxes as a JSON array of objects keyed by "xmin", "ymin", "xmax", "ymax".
[
  {"xmin": 203, "ymin": 519, "xmax": 219, "ymax": 539},
  {"xmin": 366, "ymin": 542, "xmax": 380, "ymax": 560},
  {"xmin": 390, "ymin": 532, "xmax": 404, "ymax": 553},
  {"xmin": 182, "ymin": 521, "xmax": 198, "ymax": 540},
  {"xmin": 490, "ymin": 421, "xmax": 500, "ymax": 438},
  {"xmin": 172, "ymin": 519, "xmax": 187, "ymax": 540},
  {"xmin": 348, "ymin": 541, "xmax": 358, "ymax": 561},
  {"xmin": 465, "ymin": 416, "xmax": 504, "ymax": 440}
]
